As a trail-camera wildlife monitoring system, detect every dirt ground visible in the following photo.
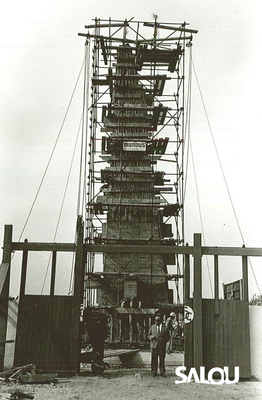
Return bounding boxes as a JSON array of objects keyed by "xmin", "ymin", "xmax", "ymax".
[{"xmin": 1, "ymin": 367, "xmax": 261, "ymax": 400}]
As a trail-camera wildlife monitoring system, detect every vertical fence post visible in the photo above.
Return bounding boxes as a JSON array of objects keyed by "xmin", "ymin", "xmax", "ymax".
[
  {"xmin": 242, "ymin": 256, "xmax": 248, "ymax": 301},
  {"xmin": 184, "ymin": 246, "xmax": 194, "ymax": 372},
  {"xmin": 0, "ymin": 225, "xmax": 13, "ymax": 371},
  {"xmin": 70, "ymin": 216, "xmax": 84, "ymax": 372},
  {"xmin": 184, "ymin": 250, "xmax": 190, "ymax": 302},
  {"xmin": 193, "ymin": 233, "xmax": 203, "ymax": 372},
  {"xmin": 214, "ymin": 255, "xmax": 220, "ymax": 315},
  {"xmin": 241, "ymin": 255, "xmax": 251, "ymax": 377},
  {"xmin": 50, "ymin": 251, "xmax": 57, "ymax": 296},
  {"xmin": 19, "ymin": 250, "xmax": 28, "ymax": 297},
  {"xmin": 214, "ymin": 255, "xmax": 219, "ymax": 299}
]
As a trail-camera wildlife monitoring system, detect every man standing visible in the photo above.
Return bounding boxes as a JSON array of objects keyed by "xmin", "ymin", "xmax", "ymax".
[
  {"xmin": 148, "ymin": 315, "xmax": 170, "ymax": 376},
  {"xmin": 89, "ymin": 318, "xmax": 108, "ymax": 361},
  {"xmin": 165, "ymin": 312, "xmax": 177, "ymax": 354}
]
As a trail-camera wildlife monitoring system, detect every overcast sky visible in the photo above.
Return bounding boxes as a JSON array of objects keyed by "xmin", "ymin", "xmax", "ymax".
[{"xmin": 0, "ymin": 0, "xmax": 261, "ymax": 297}]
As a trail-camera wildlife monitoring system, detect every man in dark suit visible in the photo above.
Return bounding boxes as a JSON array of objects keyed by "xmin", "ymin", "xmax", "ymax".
[{"xmin": 148, "ymin": 315, "xmax": 170, "ymax": 376}]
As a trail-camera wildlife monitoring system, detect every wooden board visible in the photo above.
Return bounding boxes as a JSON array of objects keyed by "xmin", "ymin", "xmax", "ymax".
[
  {"xmin": 3, "ymin": 299, "xmax": 19, "ymax": 369},
  {"xmin": 202, "ymin": 299, "xmax": 251, "ymax": 378},
  {"xmin": 184, "ymin": 298, "xmax": 251, "ymax": 378},
  {"xmin": 14, "ymin": 295, "xmax": 77, "ymax": 372},
  {"xmin": 0, "ymin": 264, "xmax": 9, "ymax": 296}
]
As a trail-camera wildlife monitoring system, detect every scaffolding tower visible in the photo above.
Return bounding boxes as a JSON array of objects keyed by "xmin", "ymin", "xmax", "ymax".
[{"xmin": 79, "ymin": 18, "xmax": 197, "ymax": 309}]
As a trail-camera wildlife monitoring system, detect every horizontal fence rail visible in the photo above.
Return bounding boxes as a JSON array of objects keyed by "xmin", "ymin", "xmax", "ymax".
[{"xmin": 10, "ymin": 242, "xmax": 262, "ymax": 257}]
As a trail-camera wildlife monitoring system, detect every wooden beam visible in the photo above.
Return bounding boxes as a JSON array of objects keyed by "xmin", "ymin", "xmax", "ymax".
[
  {"xmin": 87, "ymin": 244, "xmax": 262, "ymax": 257},
  {"xmin": 242, "ymin": 256, "xmax": 249, "ymax": 301},
  {"xmin": 214, "ymin": 255, "xmax": 219, "ymax": 299},
  {"xmin": 137, "ymin": 36, "xmax": 192, "ymax": 42},
  {"xmin": 85, "ymin": 23, "xmax": 127, "ymax": 29},
  {"xmin": 50, "ymin": 251, "xmax": 57, "ymax": 296},
  {"xmin": 1, "ymin": 225, "xmax": 12, "ymax": 270},
  {"xmin": 0, "ymin": 264, "xmax": 9, "ymax": 296},
  {"xmin": 109, "ymin": 74, "xmax": 171, "ymax": 81},
  {"xmin": 70, "ymin": 216, "xmax": 84, "ymax": 373},
  {"xmin": 11, "ymin": 243, "xmax": 76, "ymax": 252},
  {"xmin": 0, "ymin": 225, "xmax": 13, "ymax": 372},
  {"xmin": 78, "ymin": 33, "xmax": 135, "ymax": 43},
  {"xmin": 19, "ymin": 250, "xmax": 28, "ymax": 297},
  {"xmin": 10, "ymin": 241, "xmax": 262, "ymax": 258},
  {"xmin": 202, "ymin": 246, "xmax": 262, "ymax": 257},
  {"xmin": 214, "ymin": 255, "xmax": 220, "ymax": 315},
  {"xmin": 184, "ymin": 253, "xmax": 190, "ymax": 300},
  {"xmin": 87, "ymin": 272, "xmax": 183, "ymax": 278},
  {"xmin": 85, "ymin": 244, "xmax": 193, "ymax": 255},
  {"xmin": 100, "ymin": 37, "xmax": 108, "ymax": 65},
  {"xmin": 143, "ymin": 22, "xmax": 198, "ymax": 34}
]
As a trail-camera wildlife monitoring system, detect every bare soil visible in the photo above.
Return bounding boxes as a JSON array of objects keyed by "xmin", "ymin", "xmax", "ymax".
[{"xmin": 1, "ymin": 367, "xmax": 262, "ymax": 400}]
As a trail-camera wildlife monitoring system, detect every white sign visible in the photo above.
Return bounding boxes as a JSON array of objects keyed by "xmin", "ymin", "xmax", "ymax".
[
  {"xmin": 123, "ymin": 142, "xmax": 146, "ymax": 151},
  {"xmin": 184, "ymin": 305, "xmax": 194, "ymax": 323}
]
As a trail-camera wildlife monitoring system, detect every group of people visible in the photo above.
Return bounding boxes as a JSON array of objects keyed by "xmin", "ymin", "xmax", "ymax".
[{"xmin": 89, "ymin": 310, "xmax": 181, "ymax": 377}]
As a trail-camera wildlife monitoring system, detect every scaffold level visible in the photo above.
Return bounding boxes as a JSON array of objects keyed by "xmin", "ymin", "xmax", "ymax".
[{"xmin": 79, "ymin": 18, "xmax": 197, "ymax": 309}]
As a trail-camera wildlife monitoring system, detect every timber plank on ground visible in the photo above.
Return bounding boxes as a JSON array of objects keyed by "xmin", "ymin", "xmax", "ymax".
[
  {"xmin": 80, "ymin": 348, "xmax": 140, "ymax": 364},
  {"xmin": 104, "ymin": 348, "xmax": 140, "ymax": 358}
]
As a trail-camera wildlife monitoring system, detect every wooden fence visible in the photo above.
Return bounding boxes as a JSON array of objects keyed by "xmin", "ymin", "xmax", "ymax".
[{"xmin": 1, "ymin": 222, "xmax": 262, "ymax": 373}]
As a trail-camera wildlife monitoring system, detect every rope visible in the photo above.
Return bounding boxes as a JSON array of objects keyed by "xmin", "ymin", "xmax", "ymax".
[
  {"xmin": 183, "ymin": 47, "xmax": 193, "ymax": 202},
  {"xmin": 82, "ymin": 41, "xmax": 91, "ymax": 223},
  {"xmin": 17, "ymin": 55, "xmax": 86, "ymax": 244},
  {"xmin": 41, "ymin": 114, "xmax": 83, "ymax": 294},
  {"xmin": 70, "ymin": 41, "xmax": 92, "ymax": 297},
  {"xmin": 192, "ymin": 61, "xmax": 245, "ymax": 242},
  {"xmin": 192, "ymin": 61, "xmax": 261, "ymax": 296},
  {"xmin": 77, "ymin": 42, "xmax": 90, "ymax": 217},
  {"xmin": 189, "ymin": 137, "xmax": 213, "ymax": 297}
]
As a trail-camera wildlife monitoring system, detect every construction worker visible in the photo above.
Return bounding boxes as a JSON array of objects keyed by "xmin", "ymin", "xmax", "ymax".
[
  {"xmin": 89, "ymin": 318, "xmax": 108, "ymax": 361},
  {"xmin": 165, "ymin": 312, "xmax": 177, "ymax": 354}
]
